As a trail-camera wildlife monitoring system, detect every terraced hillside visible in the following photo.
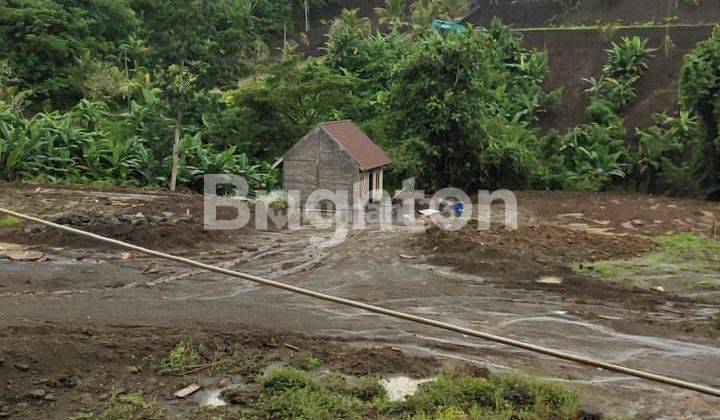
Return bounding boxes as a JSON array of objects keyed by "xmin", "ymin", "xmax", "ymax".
[
  {"xmin": 521, "ymin": 24, "xmax": 715, "ymax": 133},
  {"xmin": 294, "ymin": 0, "xmax": 718, "ymax": 133},
  {"xmin": 465, "ymin": 0, "xmax": 720, "ymax": 27}
]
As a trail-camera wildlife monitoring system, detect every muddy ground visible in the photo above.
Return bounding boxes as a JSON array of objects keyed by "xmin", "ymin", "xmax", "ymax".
[{"xmin": 1, "ymin": 183, "xmax": 720, "ymax": 418}]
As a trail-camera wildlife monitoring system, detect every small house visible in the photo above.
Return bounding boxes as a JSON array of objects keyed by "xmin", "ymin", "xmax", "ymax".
[{"xmin": 281, "ymin": 120, "xmax": 391, "ymax": 208}]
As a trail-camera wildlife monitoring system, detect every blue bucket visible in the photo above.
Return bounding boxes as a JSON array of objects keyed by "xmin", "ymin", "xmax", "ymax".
[{"xmin": 454, "ymin": 202, "xmax": 464, "ymax": 217}]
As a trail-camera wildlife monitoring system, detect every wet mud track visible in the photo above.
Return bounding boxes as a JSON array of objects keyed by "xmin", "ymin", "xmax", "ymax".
[
  {"xmin": 2, "ymin": 186, "xmax": 720, "ymax": 416},
  {"xmin": 1, "ymin": 225, "xmax": 719, "ymax": 417}
]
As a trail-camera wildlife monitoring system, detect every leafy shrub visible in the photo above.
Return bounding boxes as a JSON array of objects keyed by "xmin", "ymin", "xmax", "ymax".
[
  {"xmin": 380, "ymin": 22, "xmax": 556, "ymax": 190},
  {"xmin": 633, "ymin": 111, "xmax": 700, "ymax": 194},
  {"xmin": 679, "ymin": 24, "xmax": 720, "ymax": 199},
  {"xmin": 561, "ymin": 122, "xmax": 629, "ymax": 190},
  {"xmin": 554, "ymin": 0, "xmax": 582, "ymax": 13},
  {"xmin": 584, "ymin": 36, "xmax": 655, "ymax": 122},
  {"xmin": 346, "ymin": 376, "xmax": 387, "ymax": 402},
  {"xmin": 262, "ymin": 367, "xmax": 320, "ymax": 394}
]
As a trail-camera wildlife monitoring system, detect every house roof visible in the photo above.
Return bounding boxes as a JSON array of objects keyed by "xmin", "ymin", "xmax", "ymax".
[{"xmin": 318, "ymin": 120, "xmax": 391, "ymax": 171}]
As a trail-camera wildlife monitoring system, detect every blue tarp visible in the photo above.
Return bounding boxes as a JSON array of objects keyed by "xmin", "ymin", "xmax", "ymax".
[{"xmin": 432, "ymin": 19, "xmax": 467, "ymax": 34}]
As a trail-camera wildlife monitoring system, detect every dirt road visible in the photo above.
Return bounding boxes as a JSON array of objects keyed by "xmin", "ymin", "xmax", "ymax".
[{"xmin": 1, "ymin": 184, "xmax": 719, "ymax": 418}]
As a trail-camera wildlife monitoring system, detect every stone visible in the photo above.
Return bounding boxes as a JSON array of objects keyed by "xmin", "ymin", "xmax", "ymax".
[
  {"xmin": 578, "ymin": 409, "xmax": 603, "ymax": 420},
  {"xmin": 27, "ymin": 389, "xmax": 45, "ymax": 399},
  {"xmin": 23, "ymin": 224, "xmax": 45, "ymax": 235},
  {"xmin": 148, "ymin": 215, "xmax": 167, "ymax": 224},
  {"xmin": 176, "ymin": 213, "xmax": 193, "ymax": 222},
  {"xmin": 13, "ymin": 363, "xmax": 29, "ymax": 371},
  {"xmin": 537, "ymin": 276, "xmax": 563, "ymax": 285}
]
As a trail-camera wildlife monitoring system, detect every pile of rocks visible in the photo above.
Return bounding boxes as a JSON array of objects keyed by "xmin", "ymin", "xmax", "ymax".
[{"xmin": 51, "ymin": 211, "xmax": 193, "ymax": 228}]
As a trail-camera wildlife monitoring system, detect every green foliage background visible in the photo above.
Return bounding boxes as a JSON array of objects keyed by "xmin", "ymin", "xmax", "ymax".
[{"xmin": 1, "ymin": 0, "xmax": 719, "ymax": 198}]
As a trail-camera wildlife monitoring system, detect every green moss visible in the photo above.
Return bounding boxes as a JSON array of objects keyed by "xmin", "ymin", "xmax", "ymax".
[
  {"xmin": 0, "ymin": 215, "xmax": 20, "ymax": 228},
  {"xmin": 576, "ymin": 233, "xmax": 720, "ymax": 301}
]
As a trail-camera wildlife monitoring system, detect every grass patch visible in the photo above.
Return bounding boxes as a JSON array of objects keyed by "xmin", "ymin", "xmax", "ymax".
[
  {"xmin": 71, "ymin": 391, "xmax": 164, "ymax": 419},
  {"xmin": 240, "ymin": 367, "xmax": 581, "ymax": 419},
  {"xmin": 652, "ymin": 232, "xmax": 720, "ymax": 264},
  {"xmin": 0, "ymin": 215, "xmax": 20, "ymax": 228},
  {"xmin": 289, "ymin": 350, "xmax": 322, "ymax": 371},
  {"xmin": 576, "ymin": 233, "xmax": 720, "ymax": 302},
  {"xmin": 397, "ymin": 373, "xmax": 580, "ymax": 419},
  {"xmin": 157, "ymin": 342, "xmax": 201, "ymax": 375}
]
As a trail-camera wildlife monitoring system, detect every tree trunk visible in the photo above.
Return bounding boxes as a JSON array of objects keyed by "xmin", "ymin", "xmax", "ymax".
[
  {"xmin": 169, "ymin": 59, "xmax": 185, "ymax": 191},
  {"xmin": 698, "ymin": 101, "xmax": 719, "ymax": 198},
  {"xmin": 169, "ymin": 109, "xmax": 183, "ymax": 191}
]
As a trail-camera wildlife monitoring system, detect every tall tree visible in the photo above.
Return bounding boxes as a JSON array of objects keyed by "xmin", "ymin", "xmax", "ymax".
[
  {"xmin": 0, "ymin": 0, "xmax": 138, "ymax": 107},
  {"xmin": 131, "ymin": 0, "xmax": 290, "ymax": 189}
]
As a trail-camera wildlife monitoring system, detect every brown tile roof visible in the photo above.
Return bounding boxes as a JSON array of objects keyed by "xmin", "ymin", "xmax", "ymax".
[{"xmin": 319, "ymin": 120, "xmax": 391, "ymax": 171}]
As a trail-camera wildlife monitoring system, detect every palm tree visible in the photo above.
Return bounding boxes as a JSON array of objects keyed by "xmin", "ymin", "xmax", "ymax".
[{"xmin": 374, "ymin": 0, "xmax": 407, "ymax": 29}]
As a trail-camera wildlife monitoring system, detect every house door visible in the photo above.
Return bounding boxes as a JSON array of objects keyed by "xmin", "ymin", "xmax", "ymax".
[{"xmin": 369, "ymin": 169, "xmax": 383, "ymax": 202}]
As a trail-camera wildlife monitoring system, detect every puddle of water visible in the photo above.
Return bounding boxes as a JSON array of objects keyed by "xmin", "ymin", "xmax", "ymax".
[
  {"xmin": 193, "ymin": 388, "xmax": 227, "ymax": 408},
  {"xmin": 380, "ymin": 375, "xmax": 432, "ymax": 401}
]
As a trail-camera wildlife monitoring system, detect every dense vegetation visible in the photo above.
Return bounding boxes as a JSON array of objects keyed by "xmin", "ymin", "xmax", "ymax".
[{"xmin": 1, "ymin": 0, "xmax": 719, "ymax": 199}]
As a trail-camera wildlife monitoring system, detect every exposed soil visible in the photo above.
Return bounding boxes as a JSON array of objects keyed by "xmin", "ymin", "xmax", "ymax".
[
  {"xmin": 0, "ymin": 324, "xmax": 439, "ymax": 419},
  {"xmin": 521, "ymin": 25, "xmax": 715, "ymax": 134},
  {"xmin": 466, "ymin": 0, "xmax": 720, "ymax": 27},
  {"xmin": 0, "ymin": 182, "xmax": 258, "ymax": 252},
  {"xmin": 422, "ymin": 223, "xmax": 656, "ymax": 263},
  {"xmin": 1, "ymin": 184, "xmax": 719, "ymax": 417}
]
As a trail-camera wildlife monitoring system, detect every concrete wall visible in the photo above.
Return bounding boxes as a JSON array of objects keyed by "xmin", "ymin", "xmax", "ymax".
[{"xmin": 283, "ymin": 127, "xmax": 360, "ymax": 208}]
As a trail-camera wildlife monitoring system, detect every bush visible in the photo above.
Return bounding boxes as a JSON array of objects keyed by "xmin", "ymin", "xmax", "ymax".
[
  {"xmin": 633, "ymin": 111, "xmax": 700, "ymax": 195},
  {"xmin": 346, "ymin": 376, "xmax": 387, "ymax": 402},
  {"xmin": 584, "ymin": 36, "xmax": 655, "ymax": 122},
  {"xmin": 561, "ymin": 122, "xmax": 629, "ymax": 190},
  {"xmin": 262, "ymin": 367, "xmax": 320, "ymax": 394},
  {"xmin": 679, "ymin": 24, "xmax": 720, "ymax": 199},
  {"xmin": 401, "ymin": 373, "xmax": 580, "ymax": 419}
]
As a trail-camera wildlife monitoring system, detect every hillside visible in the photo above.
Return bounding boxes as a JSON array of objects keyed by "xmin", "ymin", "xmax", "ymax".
[
  {"xmin": 296, "ymin": 0, "xmax": 719, "ymax": 133},
  {"xmin": 465, "ymin": 0, "xmax": 720, "ymax": 27},
  {"xmin": 522, "ymin": 24, "xmax": 715, "ymax": 133}
]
